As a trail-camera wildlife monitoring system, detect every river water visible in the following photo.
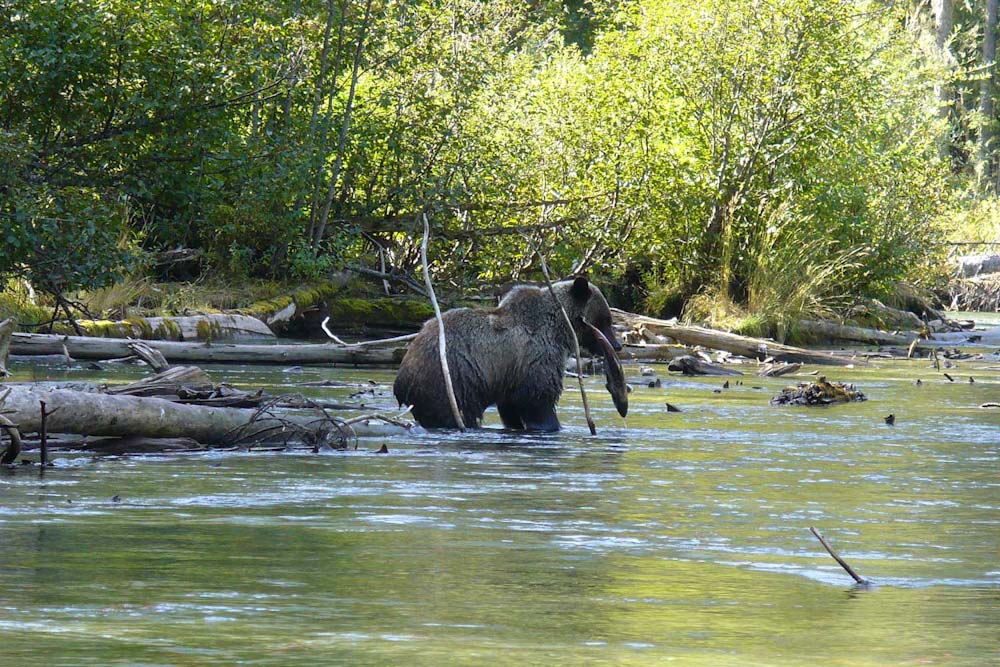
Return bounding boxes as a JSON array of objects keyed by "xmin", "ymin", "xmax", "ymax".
[{"xmin": 1, "ymin": 353, "xmax": 998, "ymax": 666}]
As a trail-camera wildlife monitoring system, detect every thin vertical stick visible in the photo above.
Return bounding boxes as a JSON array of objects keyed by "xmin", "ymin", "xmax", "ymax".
[
  {"xmin": 421, "ymin": 213, "xmax": 465, "ymax": 430},
  {"xmin": 810, "ymin": 527, "xmax": 869, "ymax": 585},
  {"xmin": 534, "ymin": 250, "xmax": 596, "ymax": 435}
]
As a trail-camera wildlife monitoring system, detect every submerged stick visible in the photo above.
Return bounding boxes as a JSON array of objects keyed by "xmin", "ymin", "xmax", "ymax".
[
  {"xmin": 533, "ymin": 250, "xmax": 596, "ymax": 435},
  {"xmin": 810, "ymin": 527, "xmax": 869, "ymax": 585},
  {"xmin": 421, "ymin": 213, "xmax": 465, "ymax": 431}
]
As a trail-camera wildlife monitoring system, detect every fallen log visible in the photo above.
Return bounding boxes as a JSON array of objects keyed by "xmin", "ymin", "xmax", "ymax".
[
  {"xmin": 611, "ymin": 309, "xmax": 852, "ymax": 366},
  {"xmin": 797, "ymin": 320, "xmax": 922, "ymax": 346},
  {"xmin": 10, "ymin": 332, "xmax": 405, "ymax": 366},
  {"xmin": 797, "ymin": 319, "xmax": 1000, "ymax": 347},
  {"xmin": 0, "ymin": 385, "xmax": 407, "ymax": 444}
]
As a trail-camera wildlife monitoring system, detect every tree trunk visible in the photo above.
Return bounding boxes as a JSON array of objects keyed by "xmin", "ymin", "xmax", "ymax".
[
  {"xmin": 933, "ymin": 0, "xmax": 954, "ymax": 157},
  {"xmin": 313, "ymin": 0, "xmax": 374, "ymax": 249},
  {"xmin": 10, "ymin": 333, "xmax": 404, "ymax": 365},
  {"xmin": 0, "ymin": 385, "xmax": 405, "ymax": 444},
  {"xmin": 981, "ymin": 0, "xmax": 998, "ymax": 188}
]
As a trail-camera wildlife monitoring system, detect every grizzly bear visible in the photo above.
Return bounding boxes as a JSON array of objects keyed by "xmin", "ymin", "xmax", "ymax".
[{"xmin": 393, "ymin": 277, "xmax": 623, "ymax": 430}]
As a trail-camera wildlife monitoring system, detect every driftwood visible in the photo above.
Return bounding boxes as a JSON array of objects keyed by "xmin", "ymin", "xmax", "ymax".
[
  {"xmin": 612, "ymin": 309, "xmax": 852, "ymax": 366},
  {"xmin": 0, "ymin": 318, "xmax": 13, "ymax": 377},
  {"xmin": 759, "ymin": 362, "xmax": 802, "ymax": 377},
  {"xmin": 105, "ymin": 366, "xmax": 214, "ymax": 397},
  {"xmin": 128, "ymin": 341, "xmax": 170, "ymax": 372},
  {"xmin": 0, "ymin": 385, "xmax": 406, "ymax": 445},
  {"xmin": 10, "ymin": 332, "xmax": 404, "ymax": 366},
  {"xmin": 668, "ymin": 355, "xmax": 744, "ymax": 376}
]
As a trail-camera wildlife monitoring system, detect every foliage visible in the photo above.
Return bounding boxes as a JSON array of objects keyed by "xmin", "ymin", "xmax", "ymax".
[{"xmin": 0, "ymin": 0, "xmax": 975, "ymax": 321}]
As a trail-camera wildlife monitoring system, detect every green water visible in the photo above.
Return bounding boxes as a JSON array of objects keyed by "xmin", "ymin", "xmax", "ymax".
[{"xmin": 1, "ymin": 353, "xmax": 998, "ymax": 666}]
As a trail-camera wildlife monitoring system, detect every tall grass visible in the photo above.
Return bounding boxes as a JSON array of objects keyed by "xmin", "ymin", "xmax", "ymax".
[
  {"xmin": 683, "ymin": 206, "xmax": 866, "ymax": 342},
  {"xmin": 744, "ymin": 210, "xmax": 865, "ymax": 342}
]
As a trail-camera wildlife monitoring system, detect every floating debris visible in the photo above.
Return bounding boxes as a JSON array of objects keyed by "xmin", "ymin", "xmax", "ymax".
[{"xmin": 770, "ymin": 377, "xmax": 867, "ymax": 406}]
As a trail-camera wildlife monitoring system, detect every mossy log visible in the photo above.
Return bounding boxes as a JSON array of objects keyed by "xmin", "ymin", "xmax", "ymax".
[
  {"xmin": 52, "ymin": 314, "xmax": 274, "ymax": 341},
  {"xmin": 10, "ymin": 333, "xmax": 404, "ymax": 366},
  {"xmin": 0, "ymin": 385, "xmax": 406, "ymax": 444},
  {"xmin": 612, "ymin": 309, "xmax": 852, "ymax": 366},
  {"xmin": 240, "ymin": 281, "xmax": 435, "ymax": 337}
]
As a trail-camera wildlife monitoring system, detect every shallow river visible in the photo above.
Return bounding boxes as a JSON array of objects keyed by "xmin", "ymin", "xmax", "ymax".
[{"xmin": 1, "ymin": 351, "xmax": 999, "ymax": 666}]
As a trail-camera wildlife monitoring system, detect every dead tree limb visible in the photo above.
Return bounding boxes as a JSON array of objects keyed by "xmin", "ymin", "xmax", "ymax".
[
  {"xmin": 422, "ymin": 212, "xmax": 465, "ymax": 430},
  {"xmin": 533, "ymin": 248, "xmax": 597, "ymax": 435},
  {"xmin": 320, "ymin": 316, "xmax": 417, "ymax": 347},
  {"xmin": 127, "ymin": 341, "xmax": 171, "ymax": 373}
]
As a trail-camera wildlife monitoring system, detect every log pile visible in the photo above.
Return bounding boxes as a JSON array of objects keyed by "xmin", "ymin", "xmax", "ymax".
[
  {"xmin": 0, "ymin": 384, "xmax": 407, "ymax": 456},
  {"xmin": 769, "ymin": 378, "xmax": 867, "ymax": 406}
]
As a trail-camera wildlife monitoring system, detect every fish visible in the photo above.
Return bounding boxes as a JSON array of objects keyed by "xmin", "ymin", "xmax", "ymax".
[{"xmin": 582, "ymin": 319, "xmax": 628, "ymax": 418}]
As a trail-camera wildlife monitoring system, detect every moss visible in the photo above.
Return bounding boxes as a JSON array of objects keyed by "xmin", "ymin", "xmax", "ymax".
[
  {"xmin": 153, "ymin": 317, "xmax": 183, "ymax": 341},
  {"xmin": 123, "ymin": 316, "xmax": 154, "ymax": 339},
  {"xmin": 240, "ymin": 296, "xmax": 294, "ymax": 322},
  {"xmin": 324, "ymin": 297, "xmax": 433, "ymax": 328},
  {"xmin": 237, "ymin": 282, "xmax": 347, "ymax": 335},
  {"xmin": 195, "ymin": 319, "xmax": 215, "ymax": 341},
  {"xmin": 50, "ymin": 319, "xmax": 120, "ymax": 337}
]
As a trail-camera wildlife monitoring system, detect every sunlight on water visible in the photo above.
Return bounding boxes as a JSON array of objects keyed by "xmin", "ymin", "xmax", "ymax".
[{"xmin": 1, "ymin": 351, "xmax": 998, "ymax": 666}]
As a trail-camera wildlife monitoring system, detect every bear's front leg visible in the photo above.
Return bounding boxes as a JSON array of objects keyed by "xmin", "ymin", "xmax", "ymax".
[{"xmin": 518, "ymin": 403, "xmax": 561, "ymax": 432}]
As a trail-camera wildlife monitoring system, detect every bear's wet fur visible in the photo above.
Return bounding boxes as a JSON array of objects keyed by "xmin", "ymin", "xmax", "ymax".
[{"xmin": 393, "ymin": 277, "xmax": 621, "ymax": 431}]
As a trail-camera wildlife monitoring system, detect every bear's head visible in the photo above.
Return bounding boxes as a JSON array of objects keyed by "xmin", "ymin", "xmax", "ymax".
[{"xmin": 562, "ymin": 276, "xmax": 622, "ymax": 356}]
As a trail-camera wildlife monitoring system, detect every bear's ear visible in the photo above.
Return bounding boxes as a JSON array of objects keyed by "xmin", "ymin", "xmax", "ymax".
[{"xmin": 570, "ymin": 276, "xmax": 590, "ymax": 301}]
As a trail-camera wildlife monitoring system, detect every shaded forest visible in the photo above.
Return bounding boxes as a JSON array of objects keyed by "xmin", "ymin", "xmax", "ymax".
[{"xmin": 2, "ymin": 0, "xmax": 998, "ymax": 329}]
